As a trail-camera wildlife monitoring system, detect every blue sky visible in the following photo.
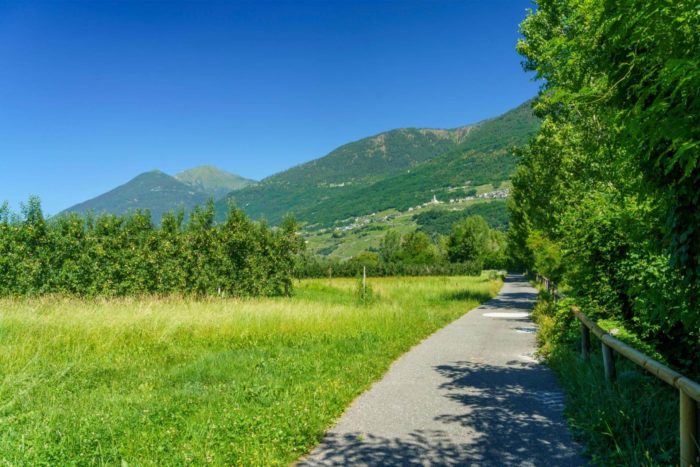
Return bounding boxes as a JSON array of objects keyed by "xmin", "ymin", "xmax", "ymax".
[{"xmin": 0, "ymin": 1, "xmax": 537, "ymax": 215}]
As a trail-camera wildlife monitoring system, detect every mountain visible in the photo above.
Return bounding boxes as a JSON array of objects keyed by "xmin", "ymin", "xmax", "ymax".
[
  {"xmin": 63, "ymin": 166, "xmax": 254, "ymax": 221},
  {"xmin": 62, "ymin": 101, "xmax": 538, "ymax": 227},
  {"xmin": 300, "ymin": 100, "xmax": 538, "ymax": 225},
  {"xmin": 214, "ymin": 126, "xmax": 475, "ymax": 223},
  {"xmin": 217, "ymin": 100, "xmax": 538, "ymax": 226},
  {"xmin": 175, "ymin": 165, "xmax": 256, "ymax": 199}
]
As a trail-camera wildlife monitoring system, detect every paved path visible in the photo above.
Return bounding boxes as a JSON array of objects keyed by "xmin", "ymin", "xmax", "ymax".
[{"xmin": 299, "ymin": 275, "xmax": 585, "ymax": 466}]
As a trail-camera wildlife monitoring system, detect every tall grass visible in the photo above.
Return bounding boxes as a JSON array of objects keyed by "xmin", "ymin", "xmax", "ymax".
[{"xmin": 0, "ymin": 275, "xmax": 500, "ymax": 465}]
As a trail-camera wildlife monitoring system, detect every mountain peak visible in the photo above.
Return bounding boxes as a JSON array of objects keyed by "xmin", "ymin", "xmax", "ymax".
[
  {"xmin": 176, "ymin": 165, "xmax": 221, "ymax": 177},
  {"xmin": 175, "ymin": 165, "xmax": 257, "ymax": 198},
  {"xmin": 63, "ymin": 170, "xmax": 209, "ymax": 222}
]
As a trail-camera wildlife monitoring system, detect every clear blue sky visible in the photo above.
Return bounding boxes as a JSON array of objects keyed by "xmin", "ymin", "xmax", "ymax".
[{"xmin": 0, "ymin": 0, "xmax": 537, "ymax": 215}]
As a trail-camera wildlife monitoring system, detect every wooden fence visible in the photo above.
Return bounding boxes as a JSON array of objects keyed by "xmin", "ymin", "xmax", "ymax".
[
  {"xmin": 532, "ymin": 274, "xmax": 699, "ymax": 466},
  {"xmin": 572, "ymin": 306, "xmax": 700, "ymax": 467}
]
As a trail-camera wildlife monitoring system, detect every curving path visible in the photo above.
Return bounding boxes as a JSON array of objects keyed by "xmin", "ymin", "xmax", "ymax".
[{"xmin": 299, "ymin": 275, "xmax": 585, "ymax": 466}]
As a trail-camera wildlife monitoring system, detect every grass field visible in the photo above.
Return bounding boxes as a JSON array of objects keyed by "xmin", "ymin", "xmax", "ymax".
[{"xmin": 0, "ymin": 275, "xmax": 501, "ymax": 465}]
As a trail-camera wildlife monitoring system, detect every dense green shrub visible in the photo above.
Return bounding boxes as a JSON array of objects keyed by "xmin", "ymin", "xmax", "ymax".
[
  {"xmin": 447, "ymin": 215, "xmax": 509, "ymax": 270},
  {"xmin": 0, "ymin": 198, "xmax": 303, "ymax": 297},
  {"xmin": 303, "ymin": 216, "xmax": 509, "ymax": 279},
  {"xmin": 447, "ymin": 216, "xmax": 490, "ymax": 263}
]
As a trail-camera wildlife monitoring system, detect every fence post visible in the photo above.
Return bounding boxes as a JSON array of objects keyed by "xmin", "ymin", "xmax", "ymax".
[
  {"xmin": 601, "ymin": 342, "xmax": 616, "ymax": 382},
  {"xmin": 680, "ymin": 389, "xmax": 699, "ymax": 467},
  {"xmin": 362, "ymin": 266, "xmax": 366, "ymax": 294},
  {"xmin": 580, "ymin": 323, "xmax": 590, "ymax": 360}
]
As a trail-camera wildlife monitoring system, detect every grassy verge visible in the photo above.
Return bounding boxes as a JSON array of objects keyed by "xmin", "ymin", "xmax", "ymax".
[
  {"xmin": 0, "ymin": 275, "xmax": 501, "ymax": 465},
  {"xmin": 531, "ymin": 292, "xmax": 679, "ymax": 465}
]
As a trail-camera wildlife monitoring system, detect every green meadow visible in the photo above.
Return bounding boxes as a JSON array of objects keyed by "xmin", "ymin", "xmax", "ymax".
[{"xmin": 0, "ymin": 275, "xmax": 500, "ymax": 466}]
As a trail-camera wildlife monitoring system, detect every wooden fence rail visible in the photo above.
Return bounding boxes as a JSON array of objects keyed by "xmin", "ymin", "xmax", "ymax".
[
  {"xmin": 532, "ymin": 274, "xmax": 699, "ymax": 465},
  {"xmin": 572, "ymin": 305, "xmax": 700, "ymax": 467}
]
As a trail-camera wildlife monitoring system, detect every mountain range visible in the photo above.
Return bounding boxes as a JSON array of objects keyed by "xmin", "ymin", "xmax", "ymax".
[{"xmin": 63, "ymin": 100, "xmax": 539, "ymax": 227}]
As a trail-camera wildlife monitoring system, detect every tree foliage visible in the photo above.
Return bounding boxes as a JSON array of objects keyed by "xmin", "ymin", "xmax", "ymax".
[
  {"xmin": 511, "ymin": 0, "xmax": 699, "ymax": 373},
  {"xmin": 0, "ymin": 197, "xmax": 303, "ymax": 297},
  {"xmin": 447, "ymin": 216, "xmax": 490, "ymax": 264},
  {"xmin": 297, "ymin": 222, "xmax": 506, "ymax": 278}
]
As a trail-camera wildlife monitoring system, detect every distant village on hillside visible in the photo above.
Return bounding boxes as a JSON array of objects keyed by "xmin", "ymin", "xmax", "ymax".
[{"xmin": 329, "ymin": 189, "xmax": 510, "ymax": 233}]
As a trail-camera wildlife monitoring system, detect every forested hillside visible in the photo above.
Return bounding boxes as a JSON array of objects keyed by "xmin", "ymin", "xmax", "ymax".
[
  {"xmin": 219, "ymin": 101, "xmax": 538, "ymax": 225},
  {"xmin": 60, "ymin": 103, "xmax": 537, "ymax": 229},
  {"xmin": 300, "ymin": 101, "xmax": 537, "ymax": 225},
  {"xmin": 64, "ymin": 171, "xmax": 210, "ymax": 222},
  {"xmin": 415, "ymin": 200, "xmax": 509, "ymax": 236}
]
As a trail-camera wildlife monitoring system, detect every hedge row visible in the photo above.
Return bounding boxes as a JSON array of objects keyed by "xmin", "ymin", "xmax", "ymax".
[{"xmin": 0, "ymin": 198, "xmax": 302, "ymax": 297}]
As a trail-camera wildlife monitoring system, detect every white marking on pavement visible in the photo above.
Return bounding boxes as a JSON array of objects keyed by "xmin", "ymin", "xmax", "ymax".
[
  {"xmin": 519, "ymin": 353, "xmax": 539, "ymax": 363},
  {"xmin": 483, "ymin": 312, "xmax": 529, "ymax": 318}
]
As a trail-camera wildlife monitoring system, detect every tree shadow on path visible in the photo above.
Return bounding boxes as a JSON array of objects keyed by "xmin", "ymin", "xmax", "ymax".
[
  {"xmin": 299, "ymin": 275, "xmax": 586, "ymax": 466},
  {"xmin": 431, "ymin": 361, "xmax": 585, "ymax": 466},
  {"xmin": 299, "ymin": 362, "xmax": 585, "ymax": 466}
]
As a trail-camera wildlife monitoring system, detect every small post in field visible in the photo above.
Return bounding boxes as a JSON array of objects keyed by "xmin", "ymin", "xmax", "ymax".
[
  {"xmin": 362, "ymin": 266, "xmax": 366, "ymax": 295},
  {"xmin": 601, "ymin": 342, "xmax": 616, "ymax": 382},
  {"xmin": 580, "ymin": 323, "xmax": 590, "ymax": 361},
  {"xmin": 680, "ymin": 389, "xmax": 699, "ymax": 467}
]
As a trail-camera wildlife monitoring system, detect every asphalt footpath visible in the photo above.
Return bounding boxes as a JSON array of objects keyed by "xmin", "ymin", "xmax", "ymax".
[{"xmin": 298, "ymin": 274, "xmax": 586, "ymax": 466}]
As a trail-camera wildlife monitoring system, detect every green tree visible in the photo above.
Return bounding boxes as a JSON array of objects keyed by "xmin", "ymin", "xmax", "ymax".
[
  {"xmin": 379, "ymin": 230, "xmax": 402, "ymax": 263},
  {"xmin": 447, "ymin": 215, "xmax": 490, "ymax": 264},
  {"xmin": 511, "ymin": 0, "xmax": 699, "ymax": 377},
  {"xmin": 398, "ymin": 231, "xmax": 438, "ymax": 265}
]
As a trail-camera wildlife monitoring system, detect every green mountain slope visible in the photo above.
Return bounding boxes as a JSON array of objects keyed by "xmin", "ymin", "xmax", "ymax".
[
  {"xmin": 219, "ymin": 100, "xmax": 538, "ymax": 226},
  {"xmin": 63, "ymin": 170, "xmax": 210, "ymax": 221},
  {"xmin": 175, "ymin": 165, "xmax": 256, "ymax": 199},
  {"xmin": 415, "ymin": 199, "xmax": 510, "ymax": 236},
  {"xmin": 215, "ymin": 127, "xmax": 473, "ymax": 223},
  {"xmin": 301, "ymin": 101, "xmax": 538, "ymax": 225},
  {"xmin": 63, "ymin": 166, "xmax": 254, "ymax": 222}
]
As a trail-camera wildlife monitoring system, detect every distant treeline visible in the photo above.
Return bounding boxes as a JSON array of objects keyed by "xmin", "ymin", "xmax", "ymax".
[
  {"xmin": 0, "ymin": 198, "xmax": 302, "ymax": 297},
  {"xmin": 414, "ymin": 200, "xmax": 509, "ymax": 237},
  {"xmin": 299, "ymin": 214, "xmax": 508, "ymax": 278},
  {"xmin": 298, "ymin": 257, "xmax": 483, "ymax": 279}
]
